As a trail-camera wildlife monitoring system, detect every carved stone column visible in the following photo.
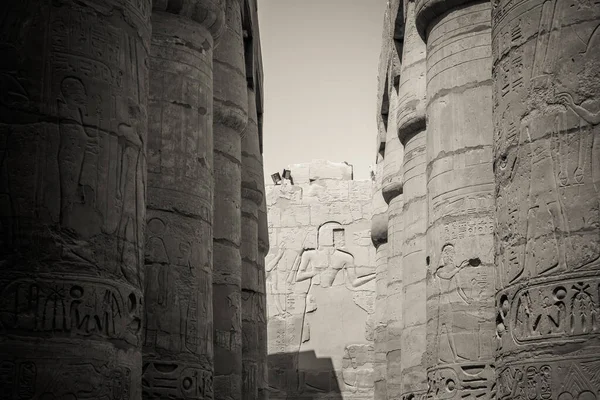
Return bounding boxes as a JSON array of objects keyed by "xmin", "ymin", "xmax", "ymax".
[
  {"xmin": 241, "ymin": 87, "xmax": 262, "ymax": 400},
  {"xmin": 0, "ymin": 1, "xmax": 151, "ymax": 398},
  {"xmin": 144, "ymin": 2, "xmax": 225, "ymax": 399},
  {"xmin": 212, "ymin": 0, "xmax": 248, "ymax": 399},
  {"xmin": 382, "ymin": 90, "xmax": 405, "ymax": 400},
  {"xmin": 416, "ymin": 0, "xmax": 496, "ymax": 398},
  {"xmin": 397, "ymin": 2, "xmax": 428, "ymax": 398},
  {"xmin": 372, "ymin": 151, "xmax": 389, "ymax": 400},
  {"xmin": 492, "ymin": 1, "xmax": 600, "ymax": 398}
]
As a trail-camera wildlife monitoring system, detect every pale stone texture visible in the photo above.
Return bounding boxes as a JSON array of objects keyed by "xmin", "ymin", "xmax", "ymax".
[
  {"xmin": 144, "ymin": 3, "xmax": 224, "ymax": 397},
  {"xmin": 266, "ymin": 161, "xmax": 376, "ymax": 400},
  {"xmin": 0, "ymin": 1, "xmax": 151, "ymax": 398},
  {"xmin": 417, "ymin": 1, "xmax": 496, "ymax": 397},
  {"xmin": 492, "ymin": 1, "xmax": 600, "ymax": 398},
  {"xmin": 397, "ymin": 2, "xmax": 428, "ymax": 399}
]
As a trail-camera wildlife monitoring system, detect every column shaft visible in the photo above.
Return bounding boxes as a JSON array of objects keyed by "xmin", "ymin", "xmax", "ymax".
[
  {"xmin": 241, "ymin": 87, "xmax": 263, "ymax": 400},
  {"xmin": 419, "ymin": 0, "xmax": 496, "ymax": 397},
  {"xmin": 493, "ymin": 0, "xmax": 600, "ymax": 397},
  {"xmin": 397, "ymin": 2, "xmax": 428, "ymax": 398},
  {"xmin": 0, "ymin": 1, "xmax": 151, "ymax": 398},
  {"xmin": 144, "ymin": 7, "xmax": 219, "ymax": 399},
  {"xmin": 212, "ymin": 0, "xmax": 248, "ymax": 399}
]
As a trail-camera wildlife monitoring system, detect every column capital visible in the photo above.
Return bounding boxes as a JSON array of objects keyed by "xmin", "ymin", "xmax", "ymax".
[
  {"xmin": 152, "ymin": 0, "xmax": 226, "ymax": 40},
  {"xmin": 415, "ymin": 0, "xmax": 491, "ymax": 39}
]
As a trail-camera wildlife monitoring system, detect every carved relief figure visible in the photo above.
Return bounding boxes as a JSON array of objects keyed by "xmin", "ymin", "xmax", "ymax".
[
  {"xmin": 557, "ymin": 26, "xmax": 600, "ymax": 126},
  {"xmin": 265, "ymin": 243, "xmax": 286, "ymax": 317},
  {"xmin": 293, "ymin": 222, "xmax": 375, "ymax": 290},
  {"xmin": 433, "ymin": 244, "xmax": 484, "ymax": 364}
]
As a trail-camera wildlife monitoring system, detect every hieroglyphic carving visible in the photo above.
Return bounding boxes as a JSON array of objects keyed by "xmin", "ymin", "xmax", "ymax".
[
  {"xmin": 142, "ymin": 362, "xmax": 212, "ymax": 400},
  {"xmin": 0, "ymin": 277, "xmax": 142, "ymax": 345},
  {"xmin": 497, "ymin": 357, "xmax": 600, "ymax": 400},
  {"xmin": 427, "ymin": 363, "xmax": 494, "ymax": 400},
  {"xmin": 431, "ymin": 245, "xmax": 490, "ymax": 364},
  {"xmin": 0, "ymin": 358, "xmax": 132, "ymax": 399},
  {"xmin": 493, "ymin": 2, "xmax": 600, "ymax": 397}
]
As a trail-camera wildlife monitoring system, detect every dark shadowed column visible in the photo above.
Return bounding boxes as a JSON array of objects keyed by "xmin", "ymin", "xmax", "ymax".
[
  {"xmin": 241, "ymin": 87, "xmax": 262, "ymax": 400},
  {"xmin": 212, "ymin": 0, "xmax": 248, "ymax": 399},
  {"xmin": 397, "ymin": 2, "xmax": 428, "ymax": 398},
  {"xmin": 144, "ymin": 1, "xmax": 225, "ymax": 399},
  {"xmin": 492, "ymin": 1, "xmax": 600, "ymax": 397},
  {"xmin": 416, "ymin": 0, "xmax": 496, "ymax": 398},
  {"xmin": 0, "ymin": 1, "xmax": 151, "ymax": 398}
]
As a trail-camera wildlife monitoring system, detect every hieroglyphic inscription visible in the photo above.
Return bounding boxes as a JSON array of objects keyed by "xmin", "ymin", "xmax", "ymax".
[
  {"xmin": 0, "ymin": 359, "xmax": 131, "ymax": 399},
  {"xmin": 142, "ymin": 362, "xmax": 212, "ymax": 400},
  {"xmin": 0, "ymin": 277, "xmax": 142, "ymax": 345},
  {"xmin": 498, "ymin": 357, "xmax": 600, "ymax": 400},
  {"xmin": 499, "ymin": 274, "xmax": 600, "ymax": 345},
  {"xmin": 427, "ymin": 363, "xmax": 495, "ymax": 400}
]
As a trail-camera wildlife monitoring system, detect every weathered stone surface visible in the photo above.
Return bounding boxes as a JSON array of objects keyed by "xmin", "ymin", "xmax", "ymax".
[
  {"xmin": 492, "ymin": 1, "xmax": 600, "ymax": 398},
  {"xmin": 0, "ymin": 0, "xmax": 151, "ymax": 398},
  {"xmin": 212, "ymin": 0, "xmax": 248, "ymax": 399},
  {"xmin": 241, "ymin": 85, "xmax": 263, "ymax": 400},
  {"xmin": 144, "ymin": 10, "xmax": 216, "ymax": 399},
  {"xmin": 421, "ymin": 1, "xmax": 496, "ymax": 398},
  {"xmin": 397, "ymin": 3, "xmax": 428, "ymax": 399},
  {"xmin": 266, "ymin": 163, "xmax": 376, "ymax": 400}
]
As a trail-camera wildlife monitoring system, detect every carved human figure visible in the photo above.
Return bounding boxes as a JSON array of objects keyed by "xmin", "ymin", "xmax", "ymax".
[
  {"xmin": 557, "ymin": 26, "xmax": 600, "ymax": 126},
  {"xmin": 265, "ymin": 242, "xmax": 286, "ymax": 317},
  {"xmin": 433, "ymin": 244, "xmax": 483, "ymax": 363},
  {"xmin": 294, "ymin": 225, "xmax": 375, "ymax": 290}
]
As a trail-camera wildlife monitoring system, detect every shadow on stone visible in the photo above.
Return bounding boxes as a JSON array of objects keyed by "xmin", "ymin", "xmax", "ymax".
[{"xmin": 267, "ymin": 351, "xmax": 342, "ymax": 399}]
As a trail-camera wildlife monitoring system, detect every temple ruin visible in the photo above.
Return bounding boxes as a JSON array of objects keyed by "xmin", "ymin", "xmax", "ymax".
[
  {"xmin": 0, "ymin": 0, "xmax": 266, "ymax": 399},
  {"xmin": 1, "ymin": 0, "xmax": 600, "ymax": 399},
  {"xmin": 373, "ymin": 0, "xmax": 600, "ymax": 399}
]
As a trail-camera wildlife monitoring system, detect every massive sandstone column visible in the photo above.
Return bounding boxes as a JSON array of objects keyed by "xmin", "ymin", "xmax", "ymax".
[
  {"xmin": 0, "ymin": 1, "xmax": 150, "ymax": 398},
  {"xmin": 371, "ymin": 152, "xmax": 389, "ymax": 400},
  {"xmin": 397, "ymin": 2, "xmax": 428, "ymax": 398},
  {"xmin": 493, "ymin": 1, "xmax": 600, "ymax": 398},
  {"xmin": 241, "ymin": 87, "xmax": 263, "ymax": 400},
  {"xmin": 212, "ymin": 0, "xmax": 248, "ymax": 399},
  {"xmin": 416, "ymin": 0, "xmax": 497, "ymax": 397},
  {"xmin": 382, "ymin": 78, "xmax": 406, "ymax": 400},
  {"xmin": 144, "ymin": 2, "xmax": 224, "ymax": 399}
]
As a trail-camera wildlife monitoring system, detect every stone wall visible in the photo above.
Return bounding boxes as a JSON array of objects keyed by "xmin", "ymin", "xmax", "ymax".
[{"xmin": 265, "ymin": 160, "xmax": 376, "ymax": 400}]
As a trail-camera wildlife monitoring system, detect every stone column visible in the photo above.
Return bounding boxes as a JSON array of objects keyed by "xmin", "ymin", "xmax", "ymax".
[
  {"xmin": 0, "ymin": 1, "xmax": 150, "ymax": 398},
  {"xmin": 492, "ymin": 1, "xmax": 600, "ymax": 398},
  {"xmin": 241, "ymin": 87, "xmax": 263, "ymax": 400},
  {"xmin": 416, "ymin": 0, "xmax": 496, "ymax": 397},
  {"xmin": 212, "ymin": 0, "xmax": 248, "ymax": 399},
  {"xmin": 144, "ymin": 2, "xmax": 224, "ymax": 399},
  {"xmin": 382, "ymin": 89, "xmax": 405, "ymax": 400},
  {"xmin": 372, "ymin": 152, "xmax": 389, "ymax": 400},
  {"xmin": 397, "ymin": 2, "xmax": 428, "ymax": 398}
]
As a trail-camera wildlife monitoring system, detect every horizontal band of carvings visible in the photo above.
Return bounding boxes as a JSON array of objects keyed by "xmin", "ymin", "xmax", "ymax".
[
  {"xmin": 426, "ymin": 362, "xmax": 495, "ymax": 399},
  {"xmin": 142, "ymin": 359, "xmax": 213, "ymax": 399},
  {"xmin": 0, "ymin": 276, "xmax": 142, "ymax": 346},
  {"xmin": 496, "ymin": 354, "xmax": 600, "ymax": 400},
  {"xmin": 496, "ymin": 270, "xmax": 600, "ymax": 350},
  {"xmin": 0, "ymin": 356, "xmax": 135, "ymax": 399}
]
